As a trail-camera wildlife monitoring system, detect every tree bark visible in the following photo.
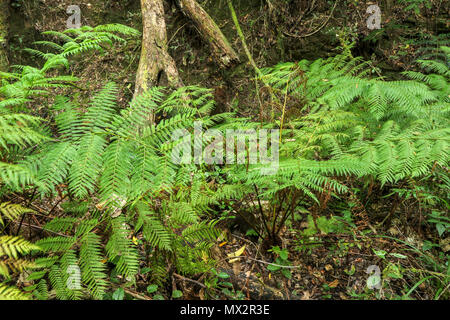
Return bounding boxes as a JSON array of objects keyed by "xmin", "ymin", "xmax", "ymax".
[
  {"xmin": 134, "ymin": 0, "xmax": 183, "ymax": 102},
  {"xmin": 177, "ymin": 0, "xmax": 239, "ymax": 68},
  {"xmin": 0, "ymin": 0, "xmax": 9, "ymax": 71}
]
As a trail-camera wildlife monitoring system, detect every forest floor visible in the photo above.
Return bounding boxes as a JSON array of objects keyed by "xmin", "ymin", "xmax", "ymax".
[{"xmin": 10, "ymin": 187, "xmax": 446, "ymax": 300}]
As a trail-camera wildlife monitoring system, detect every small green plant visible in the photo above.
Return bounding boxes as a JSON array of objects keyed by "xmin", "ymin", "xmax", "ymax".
[
  {"xmin": 398, "ymin": 0, "xmax": 432, "ymax": 15},
  {"xmin": 267, "ymin": 246, "xmax": 292, "ymax": 279},
  {"xmin": 427, "ymin": 211, "xmax": 450, "ymax": 237},
  {"xmin": 204, "ymin": 268, "xmax": 244, "ymax": 300}
]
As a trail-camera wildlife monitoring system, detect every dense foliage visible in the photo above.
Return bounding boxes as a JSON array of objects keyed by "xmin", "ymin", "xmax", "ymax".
[{"xmin": 0, "ymin": 4, "xmax": 448, "ymax": 300}]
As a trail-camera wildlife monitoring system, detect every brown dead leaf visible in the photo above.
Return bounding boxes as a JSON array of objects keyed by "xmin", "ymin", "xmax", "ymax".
[
  {"xmin": 233, "ymin": 262, "xmax": 241, "ymax": 276},
  {"xmin": 328, "ymin": 279, "xmax": 339, "ymax": 288},
  {"xmin": 301, "ymin": 291, "xmax": 311, "ymax": 300},
  {"xmin": 199, "ymin": 288, "xmax": 205, "ymax": 300}
]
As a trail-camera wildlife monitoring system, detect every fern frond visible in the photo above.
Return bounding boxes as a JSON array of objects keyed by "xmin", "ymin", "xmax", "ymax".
[
  {"xmin": 0, "ymin": 202, "xmax": 33, "ymax": 227},
  {"xmin": 0, "ymin": 282, "xmax": 30, "ymax": 300},
  {"xmin": 135, "ymin": 202, "xmax": 172, "ymax": 251},
  {"xmin": 79, "ymin": 233, "xmax": 107, "ymax": 299},
  {"xmin": 105, "ymin": 217, "xmax": 139, "ymax": 279},
  {"xmin": 0, "ymin": 236, "xmax": 39, "ymax": 259}
]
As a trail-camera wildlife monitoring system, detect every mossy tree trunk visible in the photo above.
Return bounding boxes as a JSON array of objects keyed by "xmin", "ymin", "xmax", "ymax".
[
  {"xmin": 134, "ymin": 0, "xmax": 183, "ymax": 104},
  {"xmin": 0, "ymin": 0, "xmax": 9, "ymax": 71},
  {"xmin": 178, "ymin": 0, "xmax": 239, "ymax": 68}
]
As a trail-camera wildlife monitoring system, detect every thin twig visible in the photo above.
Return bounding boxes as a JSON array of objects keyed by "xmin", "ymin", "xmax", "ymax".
[
  {"xmin": 173, "ymin": 273, "xmax": 207, "ymax": 289},
  {"xmin": 226, "ymin": 255, "xmax": 301, "ymax": 269},
  {"xmin": 12, "ymin": 221, "xmax": 69, "ymax": 237},
  {"xmin": 110, "ymin": 284, "xmax": 152, "ymax": 300}
]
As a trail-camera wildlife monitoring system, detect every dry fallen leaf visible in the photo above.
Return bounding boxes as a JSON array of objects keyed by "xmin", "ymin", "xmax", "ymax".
[
  {"xmin": 328, "ymin": 279, "xmax": 339, "ymax": 288},
  {"xmin": 233, "ymin": 262, "xmax": 241, "ymax": 276},
  {"xmin": 227, "ymin": 245, "xmax": 246, "ymax": 263},
  {"xmin": 312, "ymin": 270, "xmax": 323, "ymax": 280},
  {"xmin": 301, "ymin": 291, "xmax": 311, "ymax": 300},
  {"xmin": 199, "ymin": 288, "xmax": 205, "ymax": 300}
]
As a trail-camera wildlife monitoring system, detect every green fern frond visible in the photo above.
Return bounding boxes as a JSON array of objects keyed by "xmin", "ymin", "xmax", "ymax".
[
  {"xmin": 0, "ymin": 282, "xmax": 30, "ymax": 300},
  {"xmin": 79, "ymin": 233, "xmax": 108, "ymax": 299},
  {"xmin": 0, "ymin": 236, "xmax": 39, "ymax": 259},
  {"xmin": 105, "ymin": 217, "xmax": 139, "ymax": 279},
  {"xmin": 0, "ymin": 202, "xmax": 33, "ymax": 227},
  {"xmin": 135, "ymin": 202, "xmax": 172, "ymax": 251}
]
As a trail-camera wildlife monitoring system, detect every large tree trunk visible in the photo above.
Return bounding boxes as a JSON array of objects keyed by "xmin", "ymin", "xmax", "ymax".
[
  {"xmin": 134, "ymin": 0, "xmax": 183, "ymax": 101},
  {"xmin": 134, "ymin": 0, "xmax": 239, "ymax": 122},
  {"xmin": 0, "ymin": 0, "xmax": 9, "ymax": 71},
  {"xmin": 178, "ymin": 0, "xmax": 239, "ymax": 68}
]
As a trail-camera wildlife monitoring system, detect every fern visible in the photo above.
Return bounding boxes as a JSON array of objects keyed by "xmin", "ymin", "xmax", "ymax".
[
  {"xmin": 217, "ymin": 48, "xmax": 450, "ymax": 243},
  {"xmin": 0, "ymin": 282, "xmax": 31, "ymax": 300},
  {"xmin": 0, "ymin": 214, "xmax": 40, "ymax": 299},
  {"xmin": 79, "ymin": 232, "xmax": 108, "ymax": 299},
  {"xmin": 40, "ymin": 24, "xmax": 140, "ymax": 58},
  {"xmin": 105, "ymin": 217, "xmax": 139, "ymax": 279},
  {"xmin": 7, "ymin": 31, "xmax": 447, "ymax": 299},
  {"xmin": 0, "ymin": 202, "xmax": 33, "ymax": 227},
  {"xmin": 0, "ymin": 201, "xmax": 40, "ymax": 284},
  {"xmin": 135, "ymin": 201, "xmax": 172, "ymax": 251}
]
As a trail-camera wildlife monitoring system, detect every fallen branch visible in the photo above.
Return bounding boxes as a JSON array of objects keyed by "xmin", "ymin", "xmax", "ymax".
[{"xmin": 178, "ymin": 0, "xmax": 239, "ymax": 68}]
